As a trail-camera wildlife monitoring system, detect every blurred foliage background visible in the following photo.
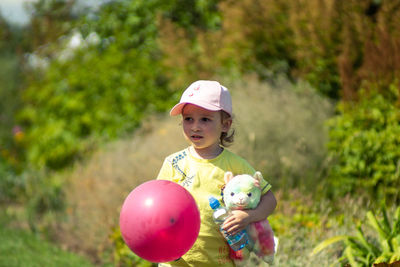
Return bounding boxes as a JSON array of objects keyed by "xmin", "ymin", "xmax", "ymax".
[{"xmin": 1, "ymin": 0, "xmax": 400, "ymax": 266}]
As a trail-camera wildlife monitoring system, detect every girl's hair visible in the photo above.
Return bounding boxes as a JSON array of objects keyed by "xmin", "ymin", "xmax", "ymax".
[{"xmin": 220, "ymin": 111, "xmax": 235, "ymax": 147}]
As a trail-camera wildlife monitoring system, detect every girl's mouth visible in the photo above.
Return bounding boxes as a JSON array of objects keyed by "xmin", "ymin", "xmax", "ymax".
[{"xmin": 191, "ymin": 135, "xmax": 203, "ymax": 140}]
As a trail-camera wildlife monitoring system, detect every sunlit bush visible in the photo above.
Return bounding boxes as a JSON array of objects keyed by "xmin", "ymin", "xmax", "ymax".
[
  {"xmin": 18, "ymin": 1, "xmax": 175, "ymax": 170},
  {"xmin": 326, "ymin": 82, "xmax": 400, "ymax": 202}
]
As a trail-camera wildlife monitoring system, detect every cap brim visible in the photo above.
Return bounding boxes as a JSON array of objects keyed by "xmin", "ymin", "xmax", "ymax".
[
  {"xmin": 169, "ymin": 103, "xmax": 186, "ymax": 116},
  {"xmin": 169, "ymin": 101, "xmax": 222, "ymax": 116}
]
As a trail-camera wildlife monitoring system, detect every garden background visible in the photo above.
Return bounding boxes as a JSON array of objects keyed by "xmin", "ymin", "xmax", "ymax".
[{"xmin": 1, "ymin": 0, "xmax": 400, "ymax": 266}]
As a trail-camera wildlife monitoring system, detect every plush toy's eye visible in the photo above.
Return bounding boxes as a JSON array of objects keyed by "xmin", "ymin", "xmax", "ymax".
[
  {"xmin": 247, "ymin": 193, "xmax": 252, "ymax": 197},
  {"xmin": 230, "ymin": 192, "xmax": 235, "ymax": 196}
]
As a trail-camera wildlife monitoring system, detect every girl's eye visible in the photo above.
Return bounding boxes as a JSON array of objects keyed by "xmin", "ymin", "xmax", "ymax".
[
  {"xmin": 184, "ymin": 117, "xmax": 192, "ymax": 121},
  {"xmin": 201, "ymin": 117, "xmax": 210, "ymax": 122}
]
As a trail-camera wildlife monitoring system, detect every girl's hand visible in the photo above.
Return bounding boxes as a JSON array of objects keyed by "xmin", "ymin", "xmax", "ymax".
[
  {"xmin": 222, "ymin": 210, "xmax": 251, "ymax": 236},
  {"xmin": 222, "ymin": 191, "xmax": 277, "ymax": 236}
]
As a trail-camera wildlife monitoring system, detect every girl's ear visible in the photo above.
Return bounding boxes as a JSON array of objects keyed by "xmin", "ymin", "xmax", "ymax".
[
  {"xmin": 221, "ymin": 117, "xmax": 232, "ymax": 133},
  {"xmin": 224, "ymin": 172, "xmax": 234, "ymax": 184}
]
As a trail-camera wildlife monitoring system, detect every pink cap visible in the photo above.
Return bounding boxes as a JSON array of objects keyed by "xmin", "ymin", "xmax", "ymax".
[{"xmin": 170, "ymin": 80, "xmax": 232, "ymax": 116}]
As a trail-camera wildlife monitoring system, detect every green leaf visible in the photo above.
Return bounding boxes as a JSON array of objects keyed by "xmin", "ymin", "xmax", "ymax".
[
  {"xmin": 356, "ymin": 226, "xmax": 379, "ymax": 257},
  {"xmin": 393, "ymin": 207, "xmax": 400, "ymax": 235},
  {"xmin": 345, "ymin": 237, "xmax": 368, "ymax": 256},
  {"xmin": 367, "ymin": 211, "xmax": 389, "ymax": 241},
  {"xmin": 310, "ymin": 235, "xmax": 348, "ymax": 256},
  {"xmin": 381, "ymin": 204, "xmax": 392, "ymax": 235},
  {"xmin": 345, "ymin": 247, "xmax": 361, "ymax": 267}
]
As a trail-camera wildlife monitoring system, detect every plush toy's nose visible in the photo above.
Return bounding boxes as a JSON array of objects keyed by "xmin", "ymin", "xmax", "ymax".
[{"xmin": 237, "ymin": 193, "xmax": 248, "ymax": 204}]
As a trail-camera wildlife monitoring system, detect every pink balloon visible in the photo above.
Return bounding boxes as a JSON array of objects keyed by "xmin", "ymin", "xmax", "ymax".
[{"xmin": 119, "ymin": 180, "xmax": 201, "ymax": 263}]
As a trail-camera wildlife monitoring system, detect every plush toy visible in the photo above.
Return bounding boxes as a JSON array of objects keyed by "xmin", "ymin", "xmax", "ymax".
[{"xmin": 223, "ymin": 171, "xmax": 276, "ymax": 266}]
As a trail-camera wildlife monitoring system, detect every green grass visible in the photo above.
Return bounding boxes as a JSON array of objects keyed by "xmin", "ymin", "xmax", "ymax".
[{"xmin": 0, "ymin": 225, "xmax": 95, "ymax": 267}]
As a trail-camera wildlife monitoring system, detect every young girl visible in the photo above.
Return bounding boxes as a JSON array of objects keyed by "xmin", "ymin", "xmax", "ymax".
[{"xmin": 157, "ymin": 80, "xmax": 277, "ymax": 267}]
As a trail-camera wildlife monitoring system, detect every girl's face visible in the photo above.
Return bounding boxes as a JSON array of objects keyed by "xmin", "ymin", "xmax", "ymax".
[{"xmin": 182, "ymin": 104, "xmax": 231, "ymax": 158}]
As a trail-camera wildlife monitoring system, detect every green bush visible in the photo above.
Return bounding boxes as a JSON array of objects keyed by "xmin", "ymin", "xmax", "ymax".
[
  {"xmin": 18, "ymin": 1, "xmax": 175, "ymax": 170},
  {"xmin": 312, "ymin": 205, "xmax": 400, "ymax": 266},
  {"xmin": 0, "ymin": 51, "xmax": 24, "ymax": 203},
  {"xmin": 0, "ymin": 159, "xmax": 24, "ymax": 203},
  {"xmin": 109, "ymin": 226, "xmax": 155, "ymax": 267},
  {"xmin": 326, "ymin": 82, "xmax": 400, "ymax": 202}
]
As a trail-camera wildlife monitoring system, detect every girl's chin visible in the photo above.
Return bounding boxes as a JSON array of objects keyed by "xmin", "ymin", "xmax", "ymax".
[
  {"xmin": 191, "ymin": 145, "xmax": 222, "ymax": 153},
  {"xmin": 190, "ymin": 140, "xmax": 207, "ymax": 147},
  {"xmin": 191, "ymin": 145, "xmax": 206, "ymax": 150}
]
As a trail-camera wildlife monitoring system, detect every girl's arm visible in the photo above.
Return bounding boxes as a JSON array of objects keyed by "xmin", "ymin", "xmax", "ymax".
[{"xmin": 222, "ymin": 190, "xmax": 277, "ymax": 235}]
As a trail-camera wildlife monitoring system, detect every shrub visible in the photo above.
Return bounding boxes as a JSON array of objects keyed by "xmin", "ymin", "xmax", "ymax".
[
  {"xmin": 18, "ymin": 0, "xmax": 174, "ymax": 170},
  {"xmin": 0, "ymin": 52, "xmax": 24, "ymax": 203},
  {"xmin": 0, "ymin": 159, "xmax": 24, "ymax": 203},
  {"xmin": 109, "ymin": 226, "xmax": 155, "ymax": 267},
  {"xmin": 326, "ymin": 82, "xmax": 400, "ymax": 202},
  {"xmin": 312, "ymin": 205, "xmax": 400, "ymax": 266}
]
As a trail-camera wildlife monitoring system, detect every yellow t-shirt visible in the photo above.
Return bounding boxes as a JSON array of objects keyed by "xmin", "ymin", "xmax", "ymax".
[{"xmin": 157, "ymin": 147, "xmax": 271, "ymax": 267}]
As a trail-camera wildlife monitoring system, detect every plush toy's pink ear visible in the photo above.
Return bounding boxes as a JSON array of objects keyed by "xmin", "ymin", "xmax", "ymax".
[
  {"xmin": 224, "ymin": 172, "xmax": 234, "ymax": 184},
  {"xmin": 253, "ymin": 171, "xmax": 263, "ymax": 187}
]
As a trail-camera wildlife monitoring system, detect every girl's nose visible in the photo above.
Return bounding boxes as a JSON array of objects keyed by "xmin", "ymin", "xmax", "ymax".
[{"xmin": 191, "ymin": 120, "xmax": 201, "ymax": 131}]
